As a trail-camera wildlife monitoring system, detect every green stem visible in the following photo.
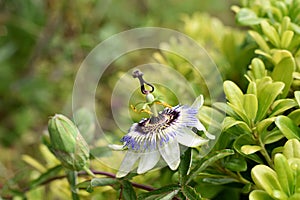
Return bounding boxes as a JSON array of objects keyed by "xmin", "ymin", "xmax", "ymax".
[
  {"xmin": 151, "ymin": 103, "xmax": 158, "ymax": 117},
  {"xmin": 258, "ymin": 136, "xmax": 274, "ymax": 168},
  {"xmin": 66, "ymin": 170, "xmax": 80, "ymax": 200}
]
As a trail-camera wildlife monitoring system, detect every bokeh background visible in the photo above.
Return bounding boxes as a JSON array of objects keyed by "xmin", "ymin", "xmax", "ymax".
[{"xmin": 0, "ymin": 0, "xmax": 245, "ymax": 198}]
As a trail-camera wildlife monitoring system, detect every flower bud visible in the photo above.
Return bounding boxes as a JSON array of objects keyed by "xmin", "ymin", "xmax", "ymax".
[{"xmin": 48, "ymin": 114, "xmax": 90, "ymax": 171}]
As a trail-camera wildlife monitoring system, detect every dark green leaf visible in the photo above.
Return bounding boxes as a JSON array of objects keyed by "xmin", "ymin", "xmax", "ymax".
[
  {"xmin": 137, "ymin": 185, "xmax": 180, "ymax": 200},
  {"xmin": 91, "ymin": 177, "xmax": 117, "ymax": 187},
  {"xmin": 202, "ymin": 177, "xmax": 236, "ymax": 185},
  {"xmin": 30, "ymin": 165, "xmax": 63, "ymax": 188},
  {"xmin": 224, "ymin": 157, "xmax": 247, "ymax": 172},
  {"xmin": 122, "ymin": 180, "xmax": 137, "ymax": 200},
  {"xmin": 179, "ymin": 148, "xmax": 191, "ymax": 184},
  {"xmin": 187, "ymin": 149, "xmax": 234, "ymax": 184},
  {"xmin": 182, "ymin": 185, "xmax": 201, "ymax": 200}
]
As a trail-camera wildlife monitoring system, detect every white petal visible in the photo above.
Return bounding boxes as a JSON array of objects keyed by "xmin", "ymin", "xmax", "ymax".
[
  {"xmin": 176, "ymin": 128, "xmax": 209, "ymax": 147},
  {"xmin": 195, "ymin": 120, "xmax": 206, "ymax": 131},
  {"xmin": 159, "ymin": 139, "xmax": 180, "ymax": 170},
  {"xmin": 191, "ymin": 95, "xmax": 204, "ymax": 110},
  {"xmin": 108, "ymin": 144, "xmax": 125, "ymax": 151},
  {"xmin": 116, "ymin": 151, "xmax": 140, "ymax": 178},
  {"xmin": 137, "ymin": 150, "xmax": 160, "ymax": 174},
  {"xmin": 204, "ymin": 131, "xmax": 216, "ymax": 140}
]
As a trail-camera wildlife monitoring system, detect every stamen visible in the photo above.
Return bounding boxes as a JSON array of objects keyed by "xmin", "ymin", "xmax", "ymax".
[{"xmin": 132, "ymin": 69, "xmax": 154, "ymax": 94}]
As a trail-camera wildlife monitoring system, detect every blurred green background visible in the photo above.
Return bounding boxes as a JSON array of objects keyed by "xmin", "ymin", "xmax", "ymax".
[{"xmin": 0, "ymin": 0, "xmax": 239, "ymax": 198}]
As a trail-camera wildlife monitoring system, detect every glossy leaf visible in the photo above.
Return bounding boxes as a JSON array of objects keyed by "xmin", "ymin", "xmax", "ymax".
[
  {"xmin": 275, "ymin": 116, "xmax": 300, "ymax": 140},
  {"xmin": 283, "ymin": 139, "xmax": 300, "ymax": 159},
  {"xmin": 224, "ymin": 81, "xmax": 244, "ymax": 110},
  {"xmin": 272, "ymin": 55, "xmax": 295, "ymax": 98},
  {"xmin": 249, "ymin": 190, "xmax": 273, "ymax": 200},
  {"xmin": 280, "ymin": 30, "xmax": 294, "ymax": 49},
  {"xmin": 241, "ymin": 145, "xmax": 262, "ymax": 155},
  {"xmin": 261, "ymin": 20, "xmax": 280, "ymax": 47},
  {"xmin": 269, "ymin": 99, "xmax": 297, "ymax": 117},
  {"xmin": 249, "ymin": 58, "xmax": 267, "ymax": 80},
  {"xmin": 256, "ymin": 81, "xmax": 284, "ymax": 121},
  {"xmin": 233, "ymin": 134, "xmax": 263, "ymax": 163},
  {"xmin": 261, "ymin": 129, "xmax": 284, "ymax": 145},
  {"xmin": 288, "ymin": 109, "xmax": 300, "ymax": 125},
  {"xmin": 274, "ymin": 153, "xmax": 293, "ymax": 196},
  {"xmin": 249, "ymin": 31, "xmax": 270, "ymax": 52},
  {"xmin": 295, "ymin": 91, "xmax": 300, "ymax": 107},
  {"xmin": 222, "ymin": 117, "xmax": 251, "ymax": 133},
  {"xmin": 251, "ymin": 165, "xmax": 282, "ymax": 197},
  {"xmin": 243, "ymin": 94, "xmax": 258, "ymax": 121}
]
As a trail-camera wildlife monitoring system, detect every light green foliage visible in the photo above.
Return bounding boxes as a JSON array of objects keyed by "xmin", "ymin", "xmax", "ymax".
[{"xmin": 250, "ymin": 140, "xmax": 300, "ymax": 200}]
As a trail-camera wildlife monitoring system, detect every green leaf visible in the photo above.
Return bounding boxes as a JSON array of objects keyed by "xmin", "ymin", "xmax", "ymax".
[
  {"xmin": 227, "ymin": 103, "xmax": 250, "ymax": 125},
  {"xmin": 236, "ymin": 8, "xmax": 263, "ymax": 26},
  {"xmin": 202, "ymin": 177, "xmax": 236, "ymax": 185},
  {"xmin": 249, "ymin": 31, "xmax": 270, "ymax": 53},
  {"xmin": 272, "ymin": 55, "xmax": 295, "ymax": 98},
  {"xmin": 157, "ymin": 190, "xmax": 179, "ymax": 200},
  {"xmin": 91, "ymin": 178, "xmax": 117, "ymax": 187},
  {"xmin": 247, "ymin": 81, "xmax": 257, "ymax": 95},
  {"xmin": 274, "ymin": 153, "xmax": 293, "ymax": 196},
  {"xmin": 256, "ymin": 117, "xmax": 276, "ymax": 134},
  {"xmin": 179, "ymin": 148, "xmax": 191, "ymax": 184},
  {"xmin": 249, "ymin": 58, "xmax": 267, "ymax": 80},
  {"xmin": 122, "ymin": 180, "xmax": 137, "ymax": 200},
  {"xmin": 283, "ymin": 139, "xmax": 300, "ymax": 159},
  {"xmin": 30, "ymin": 165, "xmax": 63, "ymax": 188},
  {"xmin": 288, "ymin": 109, "xmax": 300, "ymax": 126},
  {"xmin": 241, "ymin": 145, "xmax": 262, "ymax": 155},
  {"xmin": 251, "ymin": 165, "xmax": 282, "ymax": 197},
  {"xmin": 233, "ymin": 134, "xmax": 263, "ymax": 163},
  {"xmin": 243, "ymin": 94, "xmax": 258, "ymax": 121},
  {"xmin": 249, "ymin": 190, "xmax": 273, "ymax": 200},
  {"xmin": 280, "ymin": 30, "xmax": 294, "ymax": 49},
  {"xmin": 275, "ymin": 116, "xmax": 300, "ymax": 140},
  {"xmin": 222, "ymin": 117, "xmax": 251, "ymax": 133},
  {"xmin": 187, "ymin": 149, "xmax": 234, "ymax": 184},
  {"xmin": 224, "ymin": 156, "xmax": 247, "ymax": 172},
  {"xmin": 137, "ymin": 185, "xmax": 180, "ymax": 200},
  {"xmin": 269, "ymin": 99, "xmax": 297, "ymax": 117},
  {"xmin": 295, "ymin": 91, "xmax": 300, "ymax": 107},
  {"xmin": 256, "ymin": 81, "xmax": 285, "ymax": 121},
  {"xmin": 198, "ymin": 105, "xmax": 224, "ymax": 130},
  {"xmin": 214, "ymin": 102, "xmax": 239, "ymax": 119},
  {"xmin": 287, "ymin": 158, "xmax": 300, "ymax": 194},
  {"xmin": 261, "ymin": 20, "xmax": 281, "ymax": 47},
  {"xmin": 224, "ymin": 81, "xmax": 244, "ymax": 110},
  {"xmin": 182, "ymin": 185, "xmax": 201, "ymax": 200},
  {"xmin": 261, "ymin": 129, "xmax": 285, "ymax": 145}
]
